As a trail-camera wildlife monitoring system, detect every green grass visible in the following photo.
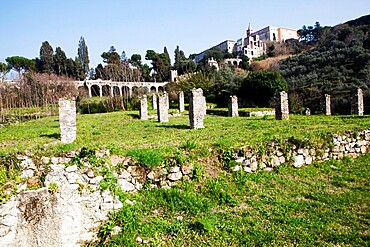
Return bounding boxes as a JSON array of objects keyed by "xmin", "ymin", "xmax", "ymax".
[
  {"xmin": 0, "ymin": 109, "xmax": 369, "ymax": 245},
  {"xmin": 0, "ymin": 110, "xmax": 369, "ymax": 157},
  {"xmin": 95, "ymin": 154, "xmax": 369, "ymax": 246}
]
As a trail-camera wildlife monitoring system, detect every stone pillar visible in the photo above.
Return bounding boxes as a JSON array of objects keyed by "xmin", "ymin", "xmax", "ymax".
[
  {"xmin": 110, "ymin": 86, "xmax": 114, "ymax": 97},
  {"xmin": 152, "ymin": 93, "xmax": 157, "ymax": 110},
  {"xmin": 305, "ymin": 108, "xmax": 311, "ymax": 116},
  {"xmin": 139, "ymin": 95, "xmax": 148, "ymax": 120},
  {"xmin": 228, "ymin": 95, "xmax": 238, "ymax": 117},
  {"xmin": 157, "ymin": 93, "xmax": 169, "ymax": 122},
  {"xmin": 351, "ymin": 88, "xmax": 364, "ymax": 116},
  {"xmin": 58, "ymin": 98, "xmax": 76, "ymax": 144},
  {"xmin": 189, "ymin": 88, "xmax": 206, "ymax": 129},
  {"xmin": 275, "ymin": 91, "xmax": 289, "ymax": 120},
  {"xmin": 87, "ymin": 85, "xmax": 92, "ymax": 98},
  {"xmin": 166, "ymin": 92, "xmax": 170, "ymax": 109},
  {"xmin": 324, "ymin": 94, "xmax": 331, "ymax": 116},
  {"xmin": 119, "ymin": 87, "xmax": 122, "ymax": 97},
  {"xmin": 99, "ymin": 85, "xmax": 102, "ymax": 97},
  {"xmin": 178, "ymin": 91, "xmax": 185, "ymax": 113}
]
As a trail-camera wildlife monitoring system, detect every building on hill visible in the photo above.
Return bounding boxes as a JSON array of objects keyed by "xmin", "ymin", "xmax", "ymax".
[
  {"xmin": 193, "ymin": 23, "xmax": 298, "ymax": 64},
  {"xmin": 194, "ymin": 40, "xmax": 236, "ymax": 63}
]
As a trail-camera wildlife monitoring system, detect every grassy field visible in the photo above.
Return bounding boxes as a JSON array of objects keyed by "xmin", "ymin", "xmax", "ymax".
[
  {"xmin": 0, "ymin": 110, "xmax": 370, "ymax": 157},
  {"xmin": 96, "ymin": 155, "xmax": 369, "ymax": 246},
  {"xmin": 0, "ymin": 110, "xmax": 369, "ymax": 246}
]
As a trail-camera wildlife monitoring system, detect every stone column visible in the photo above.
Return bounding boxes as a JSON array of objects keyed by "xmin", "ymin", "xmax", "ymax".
[
  {"xmin": 228, "ymin": 95, "xmax": 238, "ymax": 117},
  {"xmin": 110, "ymin": 86, "xmax": 114, "ymax": 97},
  {"xmin": 152, "ymin": 93, "xmax": 157, "ymax": 110},
  {"xmin": 275, "ymin": 91, "xmax": 289, "ymax": 120},
  {"xmin": 119, "ymin": 87, "xmax": 122, "ymax": 97},
  {"xmin": 324, "ymin": 94, "xmax": 331, "ymax": 115},
  {"xmin": 305, "ymin": 108, "xmax": 311, "ymax": 115},
  {"xmin": 351, "ymin": 88, "xmax": 364, "ymax": 116},
  {"xmin": 166, "ymin": 92, "xmax": 170, "ymax": 109},
  {"xmin": 157, "ymin": 93, "xmax": 169, "ymax": 122},
  {"xmin": 87, "ymin": 85, "xmax": 92, "ymax": 98},
  {"xmin": 99, "ymin": 85, "xmax": 102, "ymax": 97},
  {"xmin": 189, "ymin": 88, "xmax": 206, "ymax": 129},
  {"xmin": 178, "ymin": 91, "xmax": 185, "ymax": 113},
  {"xmin": 58, "ymin": 98, "xmax": 76, "ymax": 144},
  {"xmin": 139, "ymin": 95, "xmax": 148, "ymax": 120}
]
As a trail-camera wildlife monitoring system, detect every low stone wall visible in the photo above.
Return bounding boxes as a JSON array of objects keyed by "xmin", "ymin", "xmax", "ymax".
[
  {"xmin": 2, "ymin": 129, "xmax": 370, "ymax": 246},
  {"xmin": 231, "ymin": 129, "xmax": 370, "ymax": 172},
  {"xmin": 246, "ymin": 110, "xmax": 275, "ymax": 117},
  {"xmin": 0, "ymin": 151, "xmax": 194, "ymax": 246}
]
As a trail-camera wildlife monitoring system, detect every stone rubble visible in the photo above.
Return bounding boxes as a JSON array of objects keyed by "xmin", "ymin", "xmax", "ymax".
[
  {"xmin": 231, "ymin": 129, "xmax": 370, "ymax": 173},
  {"xmin": 0, "ymin": 149, "xmax": 195, "ymax": 246}
]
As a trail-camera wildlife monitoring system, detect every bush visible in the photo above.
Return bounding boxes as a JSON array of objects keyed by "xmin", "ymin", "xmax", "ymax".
[{"xmin": 128, "ymin": 148, "xmax": 164, "ymax": 168}]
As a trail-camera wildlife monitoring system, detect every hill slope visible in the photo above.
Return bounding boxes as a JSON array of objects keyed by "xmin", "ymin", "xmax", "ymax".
[{"xmin": 279, "ymin": 14, "xmax": 370, "ymax": 113}]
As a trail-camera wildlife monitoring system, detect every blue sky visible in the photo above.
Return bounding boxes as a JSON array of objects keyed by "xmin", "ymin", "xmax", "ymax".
[{"xmin": 0, "ymin": 0, "xmax": 368, "ymax": 68}]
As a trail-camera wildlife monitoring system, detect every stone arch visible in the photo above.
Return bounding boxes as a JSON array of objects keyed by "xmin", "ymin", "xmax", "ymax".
[
  {"xmin": 122, "ymin": 86, "xmax": 131, "ymax": 98},
  {"xmin": 132, "ymin": 86, "xmax": 140, "ymax": 97},
  {"xmin": 141, "ymin": 87, "xmax": 150, "ymax": 95},
  {"xmin": 233, "ymin": 61, "xmax": 238, "ymax": 67},
  {"xmin": 102, "ymin": 85, "xmax": 110, "ymax": 97},
  {"xmin": 113, "ymin": 86, "xmax": 121, "ymax": 97},
  {"xmin": 91, "ymin": 85, "xmax": 100, "ymax": 97},
  {"xmin": 158, "ymin": 86, "xmax": 164, "ymax": 93},
  {"xmin": 150, "ymin": 86, "xmax": 157, "ymax": 93}
]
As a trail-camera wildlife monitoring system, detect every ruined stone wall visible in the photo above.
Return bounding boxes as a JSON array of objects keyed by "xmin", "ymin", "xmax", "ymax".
[{"xmin": 231, "ymin": 129, "xmax": 370, "ymax": 172}]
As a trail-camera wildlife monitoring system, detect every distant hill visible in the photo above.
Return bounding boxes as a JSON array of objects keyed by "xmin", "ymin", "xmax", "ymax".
[
  {"xmin": 279, "ymin": 14, "xmax": 370, "ymax": 114},
  {"xmin": 346, "ymin": 14, "xmax": 370, "ymax": 26}
]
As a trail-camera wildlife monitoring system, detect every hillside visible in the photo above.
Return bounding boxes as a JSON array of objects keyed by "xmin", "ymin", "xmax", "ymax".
[{"xmin": 279, "ymin": 14, "xmax": 370, "ymax": 114}]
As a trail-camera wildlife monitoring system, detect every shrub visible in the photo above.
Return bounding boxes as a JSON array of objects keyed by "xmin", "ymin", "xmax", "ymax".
[{"xmin": 128, "ymin": 148, "xmax": 164, "ymax": 168}]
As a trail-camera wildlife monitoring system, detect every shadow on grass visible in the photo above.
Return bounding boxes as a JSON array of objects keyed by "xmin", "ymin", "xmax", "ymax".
[
  {"xmin": 127, "ymin": 113, "xmax": 140, "ymax": 119},
  {"xmin": 158, "ymin": 124, "xmax": 189, "ymax": 130},
  {"xmin": 40, "ymin": 133, "xmax": 60, "ymax": 139}
]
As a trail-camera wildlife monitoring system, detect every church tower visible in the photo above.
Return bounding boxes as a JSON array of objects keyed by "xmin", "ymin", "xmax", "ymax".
[{"xmin": 246, "ymin": 23, "xmax": 253, "ymax": 37}]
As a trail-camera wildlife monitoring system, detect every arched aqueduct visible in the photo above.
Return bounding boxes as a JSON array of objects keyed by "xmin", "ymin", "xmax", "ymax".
[{"xmin": 75, "ymin": 79, "xmax": 169, "ymax": 97}]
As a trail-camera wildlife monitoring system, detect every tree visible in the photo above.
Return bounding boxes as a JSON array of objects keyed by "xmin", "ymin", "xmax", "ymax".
[
  {"xmin": 173, "ymin": 45, "xmax": 196, "ymax": 75},
  {"xmin": 210, "ymin": 67, "xmax": 246, "ymax": 106},
  {"xmin": 240, "ymin": 70, "xmax": 288, "ymax": 106},
  {"xmin": 39, "ymin": 41, "xmax": 54, "ymax": 73},
  {"xmin": 54, "ymin": 47, "xmax": 67, "ymax": 75},
  {"xmin": 77, "ymin": 36, "xmax": 90, "ymax": 75},
  {"xmin": 5, "ymin": 56, "xmax": 35, "ymax": 79},
  {"xmin": 130, "ymin": 54, "xmax": 142, "ymax": 67},
  {"xmin": 145, "ymin": 49, "xmax": 170, "ymax": 82},
  {"xmin": 0, "ymin": 62, "xmax": 10, "ymax": 80},
  {"xmin": 101, "ymin": 46, "xmax": 120, "ymax": 64},
  {"xmin": 74, "ymin": 57, "xmax": 85, "ymax": 80}
]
